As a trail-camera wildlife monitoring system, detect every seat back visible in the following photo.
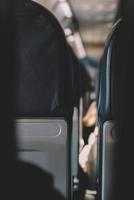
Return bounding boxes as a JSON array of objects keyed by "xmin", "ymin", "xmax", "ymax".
[
  {"xmin": 97, "ymin": 19, "xmax": 122, "ymax": 200},
  {"xmin": 15, "ymin": 0, "xmax": 73, "ymax": 117},
  {"xmin": 15, "ymin": 1, "xmax": 77, "ymax": 199}
]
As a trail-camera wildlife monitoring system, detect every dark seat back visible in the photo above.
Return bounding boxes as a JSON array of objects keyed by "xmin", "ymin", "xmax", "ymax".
[
  {"xmin": 97, "ymin": 19, "xmax": 122, "ymax": 200},
  {"xmin": 15, "ymin": 1, "xmax": 78, "ymax": 199},
  {"xmin": 15, "ymin": 0, "xmax": 73, "ymax": 118}
]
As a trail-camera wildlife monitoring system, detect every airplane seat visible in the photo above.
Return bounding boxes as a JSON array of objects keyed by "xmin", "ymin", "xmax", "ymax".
[
  {"xmin": 15, "ymin": 0, "xmax": 73, "ymax": 118},
  {"xmin": 14, "ymin": 0, "xmax": 79, "ymax": 199},
  {"xmin": 97, "ymin": 18, "xmax": 122, "ymax": 200}
]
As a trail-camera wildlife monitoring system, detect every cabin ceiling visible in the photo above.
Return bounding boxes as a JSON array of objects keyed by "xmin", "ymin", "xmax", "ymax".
[{"xmin": 69, "ymin": 0, "xmax": 118, "ymax": 25}]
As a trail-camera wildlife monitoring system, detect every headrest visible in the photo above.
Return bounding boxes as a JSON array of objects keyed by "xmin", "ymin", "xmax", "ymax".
[
  {"xmin": 15, "ymin": 0, "xmax": 73, "ymax": 117},
  {"xmin": 97, "ymin": 19, "xmax": 122, "ymax": 127}
]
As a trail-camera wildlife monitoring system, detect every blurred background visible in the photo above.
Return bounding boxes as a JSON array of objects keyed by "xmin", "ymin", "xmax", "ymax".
[{"xmin": 33, "ymin": 0, "xmax": 119, "ymax": 60}]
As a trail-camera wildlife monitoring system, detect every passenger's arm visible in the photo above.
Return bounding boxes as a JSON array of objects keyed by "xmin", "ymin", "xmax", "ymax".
[{"xmin": 83, "ymin": 101, "xmax": 97, "ymax": 127}]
